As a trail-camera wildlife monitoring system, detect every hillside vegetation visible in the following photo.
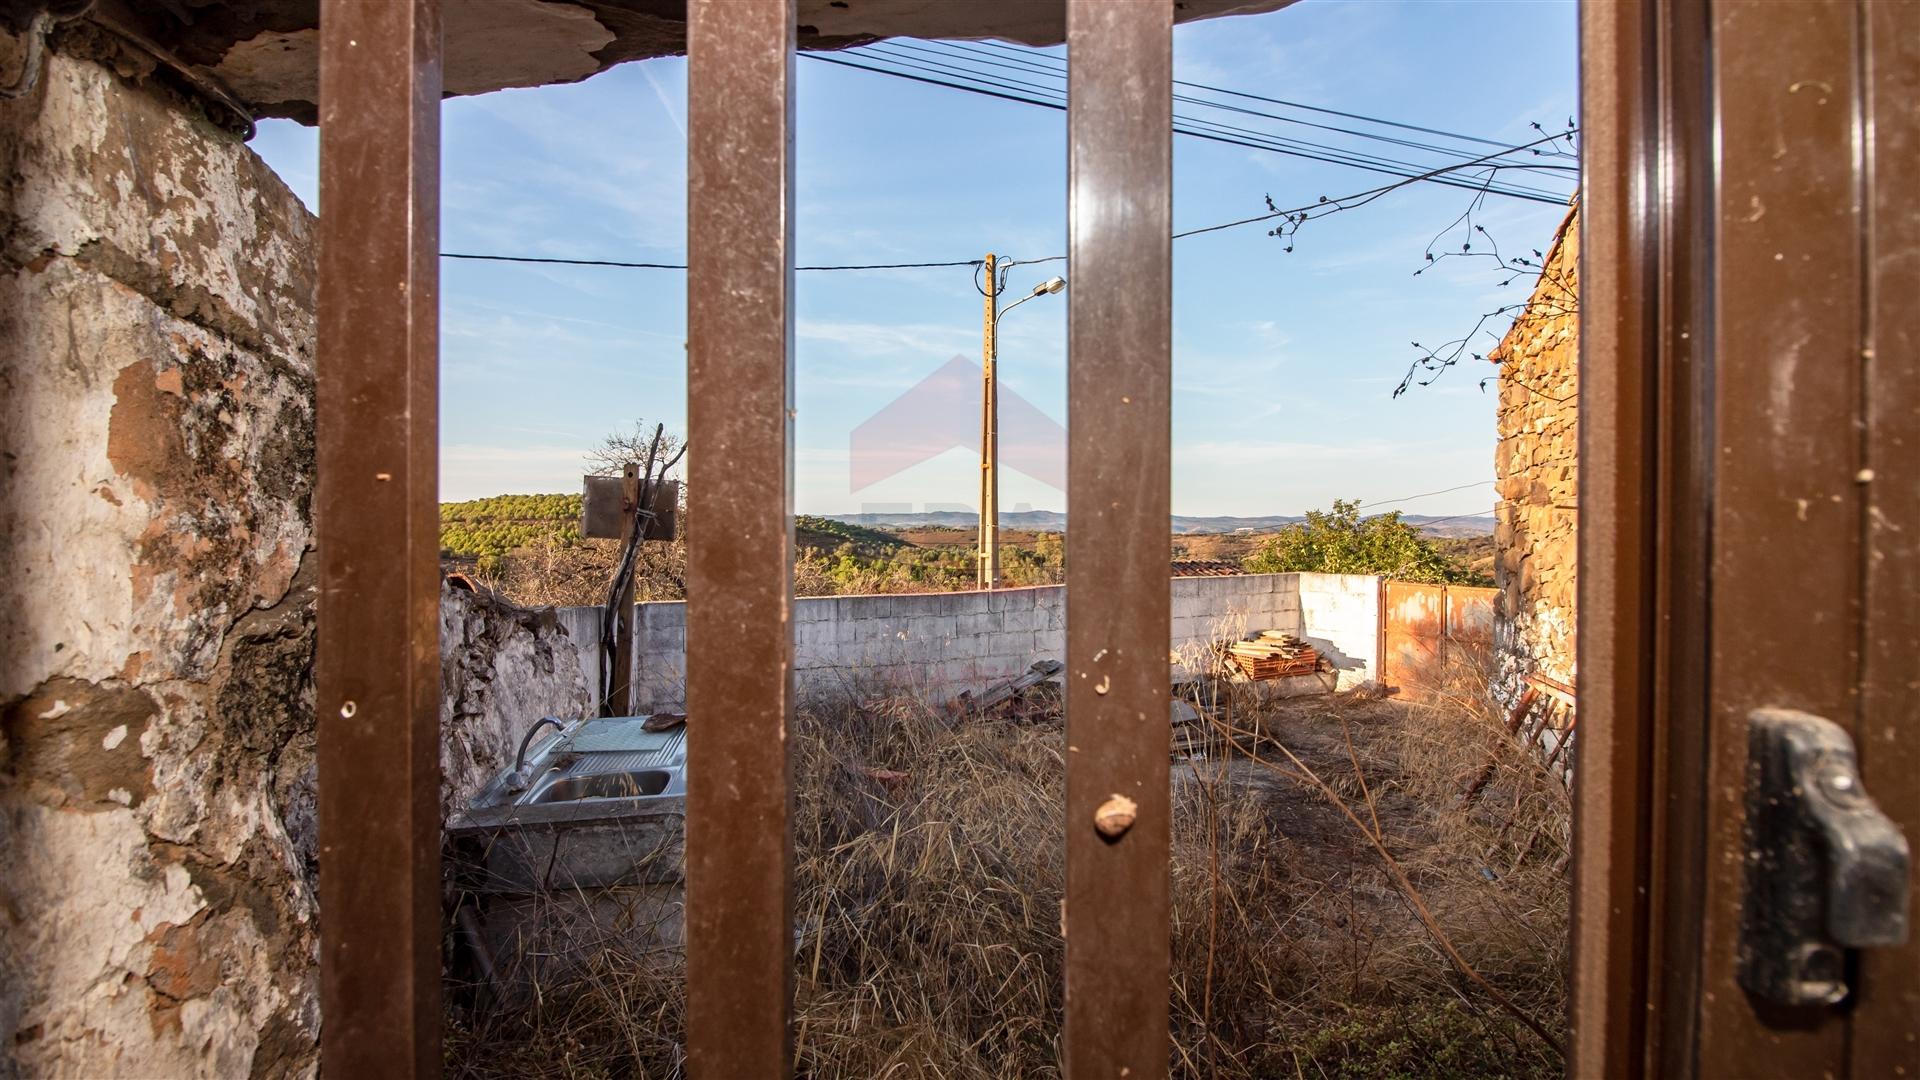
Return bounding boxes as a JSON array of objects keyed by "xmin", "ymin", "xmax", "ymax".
[
  {"xmin": 439, "ymin": 494, "xmax": 1489, "ymax": 605},
  {"xmin": 794, "ymin": 515, "xmax": 907, "ymax": 556},
  {"xmin": 440, "ymin": 494, "xmax": 584, "ymax": 570}
]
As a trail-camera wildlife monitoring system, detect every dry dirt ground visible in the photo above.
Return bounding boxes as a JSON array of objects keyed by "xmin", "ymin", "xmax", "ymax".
[{"xmin": 447, "ymin": 683, "xmax": 1569, "ymax": 1079}]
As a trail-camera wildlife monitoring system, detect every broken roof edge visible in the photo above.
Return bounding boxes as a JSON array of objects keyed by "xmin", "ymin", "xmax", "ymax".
[{"xmin": 68, "ymin": 0, "xmax": 1295, "ymax": 127}]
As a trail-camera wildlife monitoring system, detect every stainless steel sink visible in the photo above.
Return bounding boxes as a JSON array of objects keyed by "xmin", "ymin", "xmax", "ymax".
[
  {"xmin": 524, "ymin": 767, "xmax": 674, "ymax": 804},
  {"xmin": 448, "ymin": 716, "xmax": 694, "ymax": 996},
  {"xmin": 461, "ymin": 717, "xmax": 689, "ymax": 818}
]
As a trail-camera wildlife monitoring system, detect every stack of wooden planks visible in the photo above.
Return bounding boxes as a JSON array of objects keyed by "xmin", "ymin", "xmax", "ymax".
[{"xmin": 1225, "ymin": 631, "xmax": 1322, "ymax": 680}]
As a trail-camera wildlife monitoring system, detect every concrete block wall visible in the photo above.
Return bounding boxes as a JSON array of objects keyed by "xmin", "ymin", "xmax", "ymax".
[
  {"xmin": 558, "ymin": 573, "xmax": 1363, "ymax": 712},
  {"xmin": 1168, "ymin": 573, "xmax": 1303, "ymax": 676},
  {"xmin": 1296, "ymin": 573, "xmax": 1383, "ymax": 689}
]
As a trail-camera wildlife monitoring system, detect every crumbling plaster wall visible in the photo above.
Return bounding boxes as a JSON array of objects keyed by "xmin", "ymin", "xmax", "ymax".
[
  {"xmin": 1489, "ymin": 202, "xmax": 1578, "ymax": 706},
  {"xmin": 440, "ymin": 584, "xmax": 593, "ymax": 817},
  {"xmin": 0, "ymin": 33, "xmax": 597, "ymax": 1070},
  {"xmin": 0, "ymin": 29, "xmax": 323, "ymax": 1079}
]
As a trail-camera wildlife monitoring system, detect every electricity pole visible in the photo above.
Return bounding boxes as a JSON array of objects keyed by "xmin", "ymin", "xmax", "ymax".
[{"xmin": 978, "ymin": 252, "xmax": 1000, "ymax": 589}]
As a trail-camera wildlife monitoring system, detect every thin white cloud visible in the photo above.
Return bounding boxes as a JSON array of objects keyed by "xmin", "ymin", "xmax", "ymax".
[{"xmin": 639, "ymin": 61, "xmax": 687, "ymax": 140}]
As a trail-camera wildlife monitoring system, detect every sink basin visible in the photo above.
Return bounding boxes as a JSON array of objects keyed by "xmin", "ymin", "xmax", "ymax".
[
  {"xmin": 525, "ymin": 768, "xmax": 674, "ymax": 804},
  {"xmin": 459, "ymin": 717, "xmax": 689, "ymax": 821}
]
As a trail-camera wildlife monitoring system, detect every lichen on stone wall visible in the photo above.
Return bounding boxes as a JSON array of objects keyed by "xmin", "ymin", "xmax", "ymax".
[
  {"xmin": 1488, "ymin": 201, "xmax": 1579, "ymax": 708},
  {"xmin": 1, "ymin": 37, "xmax": 322, "ymax": 1079}
]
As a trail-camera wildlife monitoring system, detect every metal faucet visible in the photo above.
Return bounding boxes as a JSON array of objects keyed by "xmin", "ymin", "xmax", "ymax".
[{"xmin": 509, "ymin": 717, "xmax": 566, "ymax": 789}]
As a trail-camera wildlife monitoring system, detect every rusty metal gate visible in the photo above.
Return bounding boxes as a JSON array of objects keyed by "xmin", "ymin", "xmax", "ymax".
[
  {"xmin": 311, "ymin": 0, "xmax": 1172, "ymax": 1076},
  {"xmin": 1378, "ymin": 581, "xmax": 1497, "ymax": 701}
]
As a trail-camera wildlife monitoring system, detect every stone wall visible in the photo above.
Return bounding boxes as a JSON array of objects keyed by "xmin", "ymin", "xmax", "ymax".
[
  {"xmin": 558, "ymin": 572, "xmax": 1387, "ymax": 713},
  {"xmin": 1489, "ymin": 201, "xmax": 1579, "ymax": 705},
  {"xmin": 0, "ymin": 31, "xmax": 323, "ymax": 1078},
  {"xmin": 440, "ymin": 584, "xmax": 594, "ymax": 816}
]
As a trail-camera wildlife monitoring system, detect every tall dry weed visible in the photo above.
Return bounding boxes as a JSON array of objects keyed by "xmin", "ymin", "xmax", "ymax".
[{"xmin": 449, "ymin": 658, "xmax": 1568, "ymax": 1079}]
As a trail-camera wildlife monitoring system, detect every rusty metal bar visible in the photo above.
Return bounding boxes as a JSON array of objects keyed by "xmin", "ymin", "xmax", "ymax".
[
  {"xmin": 1524, "ymin": 672, "xmax": 1576, "ymax": 709},
  {"xmin": 1851, "ymin": 2, "xmax": 1920, "ymax": 1073},
  {"xmin": 314, "ymin": 1, "xmax": 443, "ymax": 1076},
  {"xmin": 1063, "ymin": 1, "xmax": 1172, "ymax": 1075},
  {"xmin": 682, "ymin": 0, "xmax": 796, "ymax": 1075}
]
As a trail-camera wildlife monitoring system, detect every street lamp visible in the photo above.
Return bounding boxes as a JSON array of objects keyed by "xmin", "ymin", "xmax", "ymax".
[{"xmin": 978, "ymin": 255, "xmax": 1067, "ymax": 590}]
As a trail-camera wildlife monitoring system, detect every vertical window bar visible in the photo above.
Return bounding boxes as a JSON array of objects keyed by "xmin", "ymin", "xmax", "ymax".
[
  {"xmin": 1568, "ymin": 0, "xmax": 1658, "ymax": 1073},
  {"xmin": 314, "ymin": 1, "xmax": 444, "ymax": 1076},
  {"xmin": 683, "ymin": 0, "xmax": 798, "ymax": 1076},
  {"xmin": 1064, "ymin": 2, "xmax": 1174, "ymax": 1077}
]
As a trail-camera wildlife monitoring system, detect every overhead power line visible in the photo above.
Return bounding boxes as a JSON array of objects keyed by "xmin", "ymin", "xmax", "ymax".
[
  {"xmin": 1358, "ymin": 480, "xmax": 1494, "ymax": 509},
  {"xmin": 439, "ymin": 128, "xmax": 1577, "ymax": 273},
  {"xmin": 914, "ymin": 40, "xmax": 1578, "ymax": 180},
  {"xmin": 880, "ymin": 40, "xmax": 1573, "ymax": 177},
  {"xmin": 440, "ymin": 253, "xmax": 983, "ymax": 272},
  {"xmin": 1402, "ymin": 507, "xmax": 1500, "ymax": 529},
  {"xmin": 801, "ymin": 51, "xmax": 1572, "ymax": 205},
  {"xmin": 960, "ymin": 39, "xmax": 1532, "ymax": 152},
  {"xmin": 856, "ymin": 42, "xmax": 1572, "ymax": 189}
]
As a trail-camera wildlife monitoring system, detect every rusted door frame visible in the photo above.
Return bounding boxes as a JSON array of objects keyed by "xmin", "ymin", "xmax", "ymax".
[
  {"xmin": 314, "ymin": 0, "xmax": 445, "ymax": 1075},
  {"xmin": 1573, "ymin": 0, "xmax": 1919, "ymax": 1075}
]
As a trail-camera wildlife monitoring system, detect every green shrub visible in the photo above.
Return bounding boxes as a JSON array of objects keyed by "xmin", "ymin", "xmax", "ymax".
[{"xmin": 1243, "ymin": 499, "xmax": 1465, "ymax": 583}]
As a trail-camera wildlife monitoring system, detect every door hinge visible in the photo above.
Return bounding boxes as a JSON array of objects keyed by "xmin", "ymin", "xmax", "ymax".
[{"xmin": 1741, "ymin": 708, "xmax": 1911, "ymax": 1007}]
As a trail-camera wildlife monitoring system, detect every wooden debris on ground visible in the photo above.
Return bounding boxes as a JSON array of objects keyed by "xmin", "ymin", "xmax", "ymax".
[
  {"xmin": 1223, "ymin": 630, "xmax": 1327, "ymax": 681},
  {"xmin": 952, "ymin": 659, "xmax": 1065, "ymax": 721},
  {"xmin": 641, "ymin": 712, "xmax": 686, "ymax": 732},
  {"xmin": 1345, "ymin": 679, "xmax": 1400, "ymax": 702},
  {"xmin": 862, "ymin": 767, "xmax": 912, "ymax": 791},
  {"xmin": 1457, "ymin": 673, "xmax": 1577, "ymax": 809},
  {"xmin": 1170, "ymin": 696, "xmax": 1215, "ymax": 758}
]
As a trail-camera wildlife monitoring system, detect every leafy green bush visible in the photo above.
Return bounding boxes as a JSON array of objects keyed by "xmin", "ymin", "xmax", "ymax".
[{"xmin": 1242, "ymin": 499, "xmax": 1465, "ymax": 583}]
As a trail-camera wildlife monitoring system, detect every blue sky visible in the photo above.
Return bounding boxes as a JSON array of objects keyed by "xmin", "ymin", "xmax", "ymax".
[{"xmin": 251, "ymin": 0, "xmax": 1576, "ymax": 517}]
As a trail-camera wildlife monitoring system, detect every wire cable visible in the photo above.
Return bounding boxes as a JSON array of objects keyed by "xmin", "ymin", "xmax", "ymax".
[
  {"xmin": 802, "ymin": 53, "xmax": 1571, "ymax": 204},
  {"xmin": 439, "ymin": 129, "xmax": 1574, "ymax": 273},
  {"xmin": 961, "ymin": 39, "xmax": 1540, "ymax": 152},
  {"xmin": 883, "ymin": 41, "xmax": 1572, "ymax": 175},
  {"xmin": 1357, "ymin": 480, "xmax": 1494, "ymax": 509},
  {"xmin": 441, "ymin": 252, "xmax": 985, "ymax": 271},
  {"xmin": 856, "ymin": 43, "xmax": 1571, "ymax": 192}
]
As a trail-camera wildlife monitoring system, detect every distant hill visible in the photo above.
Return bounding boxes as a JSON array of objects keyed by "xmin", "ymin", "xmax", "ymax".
[
  {"xmin": 826, "ymin": 511, "xmax": 1495, "ymax": 537},
  {"xmin": 795, "ymin": 514, "xmax": 908, "ymax": 555},
  {"xmin": 436, "ymin": 497, "xmax": 1494, "ymax": 551}
]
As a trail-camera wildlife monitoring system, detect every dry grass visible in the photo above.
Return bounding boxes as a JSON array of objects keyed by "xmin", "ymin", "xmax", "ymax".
[{"xmin": 448, "ymin": 654, "xmax": 1568, "ymax": 1079}]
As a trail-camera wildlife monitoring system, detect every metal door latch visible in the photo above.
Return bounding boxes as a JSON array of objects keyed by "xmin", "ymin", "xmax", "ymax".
[{"xmin": 1741, "ymin": 708, "xmax": 1911, "ymax": 1007}]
